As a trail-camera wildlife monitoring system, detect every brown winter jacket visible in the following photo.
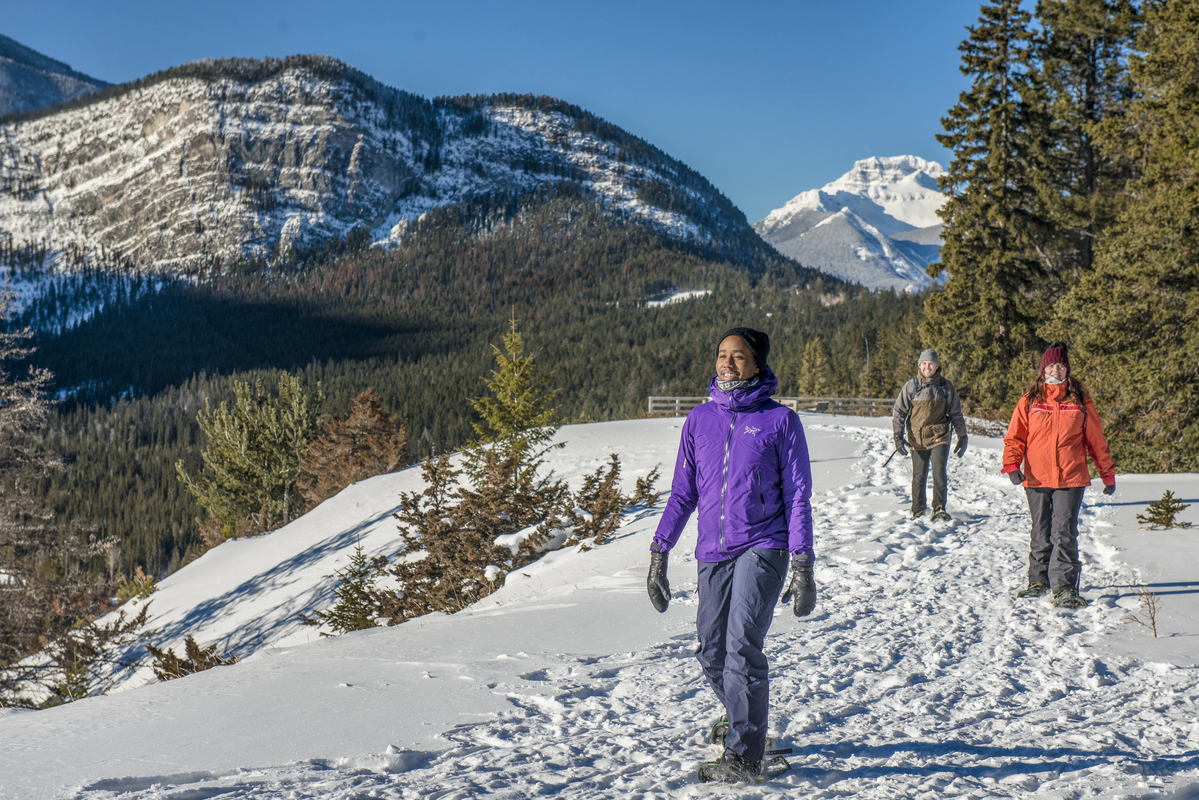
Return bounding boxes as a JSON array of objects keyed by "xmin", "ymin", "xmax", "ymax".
[
  {"xmin": 892, "ymin": 372, "xmax": 967, "ymax": 451},
  {"xmin": 1002, "ymin": 383, "xmax": 1115, "ymax": 489}
]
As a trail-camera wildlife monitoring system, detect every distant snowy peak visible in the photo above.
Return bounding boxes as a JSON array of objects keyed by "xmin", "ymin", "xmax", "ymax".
[
  {"xmin": 753, "ymin": 156, "xmax": 947, "ymax": 292},
  {"xmin": 761, "ymin": 156, "xmax": 946, "ymax": 232}
]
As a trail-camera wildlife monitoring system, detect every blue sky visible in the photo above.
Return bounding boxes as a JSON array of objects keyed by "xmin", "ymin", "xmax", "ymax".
[{"xmin": 5, "ymin": 1, "xmax": 980, "ymax": 223}]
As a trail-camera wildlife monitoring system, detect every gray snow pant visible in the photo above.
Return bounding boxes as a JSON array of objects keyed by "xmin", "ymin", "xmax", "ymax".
[
  {"xmin": 1025, "ymin": 486, "xmax": 1086, "ymax": 592},
  {"xmin": 696, "ymin": 546, "xmax": 788, "ymax": 765},
  {"xmin": 910, "ymin": 443, "xmax": 950, "ymax": 514}
]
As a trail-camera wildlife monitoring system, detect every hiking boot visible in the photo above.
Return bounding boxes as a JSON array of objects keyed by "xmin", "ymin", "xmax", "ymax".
[
  {"xmin": 1053, "ymin": 589, "xmax": 1089, "ymax": 609},
  {"xmin": 931, "ymin": 507, "xmax": 951, "ymax": 522},
  {"xmin": 708, "ymin": 714, "xmax": 729, "ymax": 746},
  {"xmin": 910, "ymin": 508, "xmax": 925, "ymax": 520},
  {"xmin": 1017, "ymin": 582, "xmax": 1049, "ymax": 598},
  {"xmin": 698, "ymin": 750, "xmax": 762, "ymax": 784}
]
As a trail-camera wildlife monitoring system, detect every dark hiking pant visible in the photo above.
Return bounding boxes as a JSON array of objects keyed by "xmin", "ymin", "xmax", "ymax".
[
  {"xmin": 1025, "ymin": 486, "xmax": 1086, "ymax": 592},
  {"xmin": 910, "ymin": 443, "xmax": 949, "ymax": 514},
  {"xmin": 696, "ymin": 546, "xmax": 788, "ymax": 765}
]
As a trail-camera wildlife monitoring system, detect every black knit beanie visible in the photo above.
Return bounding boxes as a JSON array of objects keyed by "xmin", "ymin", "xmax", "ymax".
[{"xmin": 716, "ymin": 327, "xmax": 770, "ymax": 370}]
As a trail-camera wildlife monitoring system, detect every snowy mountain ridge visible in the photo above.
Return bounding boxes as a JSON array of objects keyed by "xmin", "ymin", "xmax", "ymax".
[
  {"xmin": 0, "ymin": 33, "xmax": 109, "ymax": 116},
  {"xmin": 0, "ymin": 56, "xmax": 752, "ymax": 274},
  {"xmin": 755, "ymin": 155, "xmax": 947, "ymax": 291}
]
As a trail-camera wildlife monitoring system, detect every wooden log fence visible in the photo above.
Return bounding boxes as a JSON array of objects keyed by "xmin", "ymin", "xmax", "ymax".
[{"xmin": 647, "ymin": 395, "xmax": 894, "ymax": 417}]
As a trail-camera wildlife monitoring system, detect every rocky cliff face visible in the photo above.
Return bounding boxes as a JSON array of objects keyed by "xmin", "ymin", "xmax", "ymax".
[{"xmin": 0, "ymin": 57, "xmax": 750, "ymax": 273}]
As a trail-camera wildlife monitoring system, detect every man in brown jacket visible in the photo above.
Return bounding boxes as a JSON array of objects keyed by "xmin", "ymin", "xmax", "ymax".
[{"xmin": 892, "ymin": 349, "xmax": 968, "ymax": 521}]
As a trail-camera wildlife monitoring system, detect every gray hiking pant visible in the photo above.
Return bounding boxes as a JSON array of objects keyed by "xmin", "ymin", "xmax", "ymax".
[
  {"xmin": 1025, "ymin": 486, "xmax": 1086, "ymax": 592},
  {"xmin": 696, "ymin": 546, "xmax": 788, "ymax": 765},
  {"xmin": 910, "ymin": 443, "xmax": 949, "ymax": 514}
]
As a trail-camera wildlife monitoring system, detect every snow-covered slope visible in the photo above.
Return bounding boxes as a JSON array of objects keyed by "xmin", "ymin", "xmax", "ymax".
[
  {"xmin": 0, "ymin": 57, "xmax": 751, "ymax": 273},
  {"xmin": 2, "ymin": 417, "xmax": 1198, "ymax": 799},
  {"xmin": 755, "ymin": 156, "xmax": 946, "ymax": 291},
  {"xmin": 0, "ymin": 34, "xmax": 108, "ymax": 117}
]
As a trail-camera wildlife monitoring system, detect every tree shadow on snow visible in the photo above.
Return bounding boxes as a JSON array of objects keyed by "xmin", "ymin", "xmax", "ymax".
[
  {"xmin": 1112, "ymin": 581, "xmax": 1199, "ymax": 599},
  {"xmin": 148, "ymin": 504, "xmax": 403, "ymax": 655},
  {"xmin": 783, "ymin": 740, "xmax": 1199, "ymax": 787}
]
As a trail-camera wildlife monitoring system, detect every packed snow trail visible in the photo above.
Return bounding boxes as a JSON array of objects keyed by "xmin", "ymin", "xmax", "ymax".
[{"xmin": 56, "ymin": 422, "xmax": 1199, "ymax": 798}]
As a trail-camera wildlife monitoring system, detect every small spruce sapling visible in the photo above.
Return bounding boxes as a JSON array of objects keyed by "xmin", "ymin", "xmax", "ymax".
[
  {"xmin": 147, "ymin": 635, "xmax": 239, "ymax": 681},
  {"xmin": 1136, "ymin": 491, "xmax": 1193, "ymax": 530},
  {"xmin": 570, "ymin": 455, "xmax": 662, "ymax": 546},
  {"xmin": 40, "ymin": 605, "xmax": 152, "ymax": 706},
  {"xmin": 299, "ymin": 543, "xmax": 381, "ymax": 635},
  {"xmin": 115, "ymin": 566, "xmax": 157, "ymax": 603}
]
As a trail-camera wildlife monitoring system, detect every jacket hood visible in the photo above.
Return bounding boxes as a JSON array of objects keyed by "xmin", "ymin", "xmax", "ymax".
[{"xmin": 708, "ymin": 366, "xmax": 779, "ymax": 411}]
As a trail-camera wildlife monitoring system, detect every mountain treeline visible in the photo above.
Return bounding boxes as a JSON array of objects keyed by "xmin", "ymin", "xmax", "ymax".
[
  {"xmin": 928, "ymin": 0, "xmax": 1198, "ymax": 471},
  {"xmin": 16, "ymin": 189, "xmax": 922, "ymax": 581}
]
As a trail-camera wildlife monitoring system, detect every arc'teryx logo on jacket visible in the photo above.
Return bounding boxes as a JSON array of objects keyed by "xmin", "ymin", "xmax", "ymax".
[{"xmin": 652, "ymin": 368, "xmax": 814, "ymax": 562}]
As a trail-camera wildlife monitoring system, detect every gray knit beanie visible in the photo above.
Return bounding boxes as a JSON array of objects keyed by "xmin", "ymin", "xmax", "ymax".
[{"xmin": 918, "ymin": 349, "xmax": 939, "ymax": 368}]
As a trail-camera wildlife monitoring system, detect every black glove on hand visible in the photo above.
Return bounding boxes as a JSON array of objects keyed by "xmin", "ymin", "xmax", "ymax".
[
  {"xmin": 894, "ymin": 439, "xmax": 908, "ymax": 457},
  {"xmin": 647, "ymin": 548, "xmax": 670, "ymax": 613},
  {"xmin": 1103, "ymin": 483, "xmax": 1116, "ymax": 496},
  {"xmin": 1009, "ymin": 469, "xmax": 1025, "ymax": 485},
  {"xmin": 954, "ymin": 434, "xmax": 968, "ymax": 458},
  {"xmin": 780, "ymin": 556, "xmax": 816, "ymax": 617}
]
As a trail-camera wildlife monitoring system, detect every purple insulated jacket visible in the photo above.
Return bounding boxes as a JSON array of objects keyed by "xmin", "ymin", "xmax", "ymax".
[{"xmin": 652, "ymin": 368, "xmax": 814, "ymax": 562}]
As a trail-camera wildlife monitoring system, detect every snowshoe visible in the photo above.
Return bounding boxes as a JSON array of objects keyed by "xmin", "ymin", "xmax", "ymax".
[
  {"xmin": 910, "ymin": 508, "xmax": 925, "ymax": 520},
  {"xmin": 930, "ymin": 507, "xmax": 951, "ymax": 522},
  {"xmin": 1017, "ymin": 582, "xmax": 1049, "ymax": 598},
  {"xmin": 1052, "ymin": 589, "xmax": 1089, "ymax": 609},
  {"xmin": 698, "ymin": 751, "xmax": 761, "ymax": 784},
  {"xmin": 698, "ymin": 750, "xmax": 792, "ymax": 784}
]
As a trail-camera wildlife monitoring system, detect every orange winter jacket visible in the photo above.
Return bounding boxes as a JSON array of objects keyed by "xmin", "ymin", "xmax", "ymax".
[{"xmin": 1002, "ymin": 383, "xmax": 1115, "ymax": 489}]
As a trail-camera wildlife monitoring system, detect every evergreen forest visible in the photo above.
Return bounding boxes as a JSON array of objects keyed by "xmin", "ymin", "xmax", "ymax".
[
  {"xmin": 927, "ymin": 0, "xmax": 1199, "ymax": 473},
  {"xmin": 11, "ymin": 187, "xmax": 922, "ymax": 584}
]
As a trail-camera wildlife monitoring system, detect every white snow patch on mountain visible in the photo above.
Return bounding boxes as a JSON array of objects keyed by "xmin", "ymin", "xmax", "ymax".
[
  {"xmin": 1, "ymin": 417, "xmax": 1197, "ymax": 799},
  {"xmin": 645, "ymin": 288, "xmax": 711, "ymax": 307}
]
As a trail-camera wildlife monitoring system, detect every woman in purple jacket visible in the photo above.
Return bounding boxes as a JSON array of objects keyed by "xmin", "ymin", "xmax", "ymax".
[{"xmin": 647, "ymin": 327, "xmax": 816, "ymax": 784}]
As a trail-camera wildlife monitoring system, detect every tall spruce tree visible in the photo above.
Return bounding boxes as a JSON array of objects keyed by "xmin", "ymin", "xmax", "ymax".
[
  {"xmin": 798, "ymin": 337, "xmax": 834, "ymax": 397},
  {"xmin": 925, "ymin": 0, "xmax": 1053, "ymax": 412},
  {"xmin": 466, "ymin": 317, "xmax": 561, "ymax": 486},
  {"xmin": 1048, "ymin": 0, "xmax": 1199, "ymax": 472},
  {"xmin": 177, "ymin": 373, "xmax": 324, "ymax": 541},
  {"xmin": 298, "ymin": 388, "xmax": 410, "ymax": 510},
  {"xmin": 1035, "ymin": 0, "xmax": 1139, "ymax": 281}
]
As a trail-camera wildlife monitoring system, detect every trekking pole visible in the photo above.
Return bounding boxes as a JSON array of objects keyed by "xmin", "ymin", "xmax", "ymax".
[{"xmin": 882, "ymin": 448, "xmax": 899, "ymax": 467}]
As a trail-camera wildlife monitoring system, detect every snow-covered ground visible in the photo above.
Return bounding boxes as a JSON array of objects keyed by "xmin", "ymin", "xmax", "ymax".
[{"xmin": 1, "ymin": 416, "xmax": 1197, "ymax": 799}]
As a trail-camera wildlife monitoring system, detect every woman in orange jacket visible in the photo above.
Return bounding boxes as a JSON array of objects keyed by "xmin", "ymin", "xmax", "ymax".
[{"xmin": 1002, "ymin": 342, "xmax": 1115, "ymax": 609}]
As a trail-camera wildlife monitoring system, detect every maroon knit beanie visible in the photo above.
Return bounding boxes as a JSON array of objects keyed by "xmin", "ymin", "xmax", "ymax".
[{"xmin": 1039, "ymin": 342, "xmax": 1070, "ymax": 377}]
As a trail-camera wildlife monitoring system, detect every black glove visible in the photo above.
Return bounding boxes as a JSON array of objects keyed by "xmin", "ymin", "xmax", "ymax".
[
  {"xmin": 894, "ymin": 439, "xmax": 908, "ymax": 457},
  {"xmin": 780, "ymin": 556, "xmax": 816, "ymax": 617},
  {"xmin": 1103, "ymin": 483, "xmax": 1115, "ymax": 496},
  {"xmin": 647, "ymin": 548, "xmax": 670, "ymax": 613},
  {"xmin": 1009, "ymin": 469, "xmax": 1025, "ymax": 485},
  {"xmin": 954, "ymin": 434, "xmax": 968, "ymax": 458}
]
